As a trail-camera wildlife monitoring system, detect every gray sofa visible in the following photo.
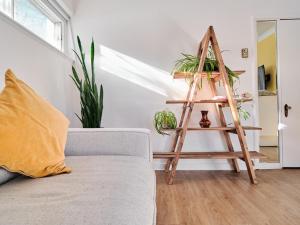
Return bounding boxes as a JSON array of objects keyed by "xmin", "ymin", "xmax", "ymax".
[{"xmin": 0, "ymin": 128, "xmax": 156, "ymax": 225}]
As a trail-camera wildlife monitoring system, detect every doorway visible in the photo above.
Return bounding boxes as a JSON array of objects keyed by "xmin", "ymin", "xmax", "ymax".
[{"xmin": 256, "ymin": 21, "xmax": 280, "ymax": 163}]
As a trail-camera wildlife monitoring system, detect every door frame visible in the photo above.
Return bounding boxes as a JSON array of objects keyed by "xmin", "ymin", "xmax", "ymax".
[{"xmin": 252, "ymin": 17, "xmax": 282, "ymax": 169}]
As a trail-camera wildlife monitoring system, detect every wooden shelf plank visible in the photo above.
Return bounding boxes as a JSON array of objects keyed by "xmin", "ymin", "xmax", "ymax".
[
  {"xmin": 173, "ymin": 71, "xmax": 220, "ymax": 79},
  {"xmin": 173, "ymin": 70, "xmax": 245, "ymax": 80},
  {"xmin": 226, "ymin": 126, "xmax": 262, "ymax": 134},
  {"xmin": 166, "ymin": 99, "xmax": 228, "ymax": 104},
  {"xmin": 221, "ymin": 98, "xmax": 253, "ymax": 107},
  {"xmin": 166, "ymin": 98, "xmax": 252, "ymax": 105},
  {"xmin": 166, "ymin": 100, "xmax": 188, "ymax": 104},
  {"xmin": 162, "ymin": 126, "xmax": 262, "ymax": 132},
  {"xmin": 163, "ymin": 127, "xmax": 234, "ymax": 131},
  {"xmin": 242, "ymin": 126, "xmax": 262, "ymax": 130},
  {"xmin": 153, "ymin": 151, "xmax": 266, "ymax": 159}
]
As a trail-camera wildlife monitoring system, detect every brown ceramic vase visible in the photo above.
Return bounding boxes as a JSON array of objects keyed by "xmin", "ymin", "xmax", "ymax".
[{"xmin": 199, "ymin": 110, "xmax": 211, "ymax": 128}]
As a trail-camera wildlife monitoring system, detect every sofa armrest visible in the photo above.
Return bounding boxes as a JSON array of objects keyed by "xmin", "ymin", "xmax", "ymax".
[{"xmin": 65, "ymin": 128, "xmax": 152, "ymax": 162}]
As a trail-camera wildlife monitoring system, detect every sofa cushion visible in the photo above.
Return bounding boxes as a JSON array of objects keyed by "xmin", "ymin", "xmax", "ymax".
[
  {"xmin": 0, "ymin": 168, "xmax": 18, "ymax": 185},
  {"xmin": 0, "ymin": 69, "xmax": 71, "ymax": 178},
  {"xmin": 0, "ymin": 155, "xmax": 156, "ymax": 225}
]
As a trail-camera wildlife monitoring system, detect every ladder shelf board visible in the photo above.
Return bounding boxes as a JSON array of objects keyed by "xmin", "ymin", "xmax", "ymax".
[
  {"xmin": 166, "ymin": 98, "xmax": 253, "ymax": 105},
  {"xmin": 153, "ymin": 151, "xmax": 266, "ymax": 159},
  {"xmin": 166, "ymin": 99, "xmax": 227, "ymax": 104},
  {"xmin": 221, "ymin": 98, "xmax": 253, "ymax": 107},
  {"xmin": 241, "ymin": 126, "xmax": 262, "ymax": 130},
  {"xmin": 162, "ymin": 126, "xmax": 262, "ymax": 132},
  {"xmin": 173, "ymin": 70, "xmax": 245, "ymax": 79}
]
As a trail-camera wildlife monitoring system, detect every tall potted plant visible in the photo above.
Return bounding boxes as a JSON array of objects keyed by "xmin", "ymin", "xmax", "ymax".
[{"xmin": 70, "ymin": 36, "xmax": 104, "ymax": 128}]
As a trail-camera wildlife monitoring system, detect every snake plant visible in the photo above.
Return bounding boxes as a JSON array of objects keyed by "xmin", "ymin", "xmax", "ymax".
[
  {"xmin": 70, "ymin": 36, "xmax": 104, "ymax": 128},
  {"xmin": 154, "ymin": 110, "xmax": 177, "ymax": 135}
]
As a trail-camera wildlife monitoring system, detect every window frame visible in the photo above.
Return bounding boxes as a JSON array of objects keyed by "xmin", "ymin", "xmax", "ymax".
[{"xmin": 0, "ymin": 0, "xmax": 69, "ymax": 52}]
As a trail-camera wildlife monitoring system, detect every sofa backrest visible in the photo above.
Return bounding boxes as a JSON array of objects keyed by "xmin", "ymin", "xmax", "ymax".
[{"xmin": 65, "ymin": 128, "xmax": 152, "ymax": 161}]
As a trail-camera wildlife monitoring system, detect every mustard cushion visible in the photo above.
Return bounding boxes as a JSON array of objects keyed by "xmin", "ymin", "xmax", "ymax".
[{"xmin": 0, "ymin": 69, "xmax": 71, "ymax": 178}]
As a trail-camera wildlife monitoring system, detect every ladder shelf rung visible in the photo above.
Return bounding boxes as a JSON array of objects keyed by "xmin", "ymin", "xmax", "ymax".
[
  {"xmin": 173, "ymin": 70, "xmax": 245, "ymax": 80},
  {"xmin": 166, "ymin": 99, "xmax": 227, "ymax": 104},
  {"xmin": 221, "ymin": 98, "xmax": 253, "ymax": 107},
  {"xmin": 162, "ymin": 126, "xmax": 262, "ymax": 132},
  {"xmin": 153, "ymin": 151, "xmax": 266, "ymax": 159},
  {"xmin": 226, "ymin": 126, "xmax": 262, "ymax": 134},
  {"xmin": 166, "ymin": 98, "xmax": 253, "ymax": 105},
  {"xmin": 240, "ymin": 126, "xmax": 262, "ymax": 130}
]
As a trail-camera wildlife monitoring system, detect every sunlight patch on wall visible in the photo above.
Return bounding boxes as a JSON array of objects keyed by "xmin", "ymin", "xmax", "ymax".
[
  {"xmin": 99, "ymin": 45, "xmax": 187, "ymax": 98},
  {"xmin": 278, "ymin": 123, "xmax": 287, "ymax": 130}
]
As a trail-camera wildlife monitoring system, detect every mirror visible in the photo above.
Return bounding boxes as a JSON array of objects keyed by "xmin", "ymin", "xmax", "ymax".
[{"xmin": 256, "ymin": 21, "xmax": 279, "ymax": 163}]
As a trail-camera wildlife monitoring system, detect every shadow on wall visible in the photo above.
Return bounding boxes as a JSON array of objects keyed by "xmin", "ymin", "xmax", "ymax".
[{"xmin": 98, "ymin": 45, "xmax": 188, "ymax": 98}]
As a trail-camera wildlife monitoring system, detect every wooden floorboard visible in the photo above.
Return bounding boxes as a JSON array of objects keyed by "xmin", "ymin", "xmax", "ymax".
[{"xmin": 156, "ymin": 169, "xmax": 300, "ymax": 225}]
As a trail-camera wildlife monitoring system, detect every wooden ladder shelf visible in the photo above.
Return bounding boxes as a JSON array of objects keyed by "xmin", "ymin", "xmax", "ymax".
[{"xmin": 153, "ymin": 26, "xmax": 266, "ymax": 185}]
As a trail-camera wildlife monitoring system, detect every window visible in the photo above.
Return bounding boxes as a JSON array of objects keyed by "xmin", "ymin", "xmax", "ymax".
[
  {"xmin": 0, "ymin": 0, "xmax": 11, "ymax": 17},
  {"xmin": 0, "ymin": 0, "xmax": 67, "ymax": 51}
]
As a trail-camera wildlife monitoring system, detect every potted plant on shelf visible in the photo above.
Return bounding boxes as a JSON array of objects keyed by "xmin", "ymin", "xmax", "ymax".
[
  {"xmin": 154, "ymin": 110, "xmax": 177, "ymax": 135},
  {"xmin": 173, "ymin": 47, "xmax": 238, "ymax": 88},
  {"xmin": 70, "ymin": 36, "xmax": 104, "ymax": 128},
  {"xmin": 173, "ymin": 46, "xmax": 250, "ymax": 120}
]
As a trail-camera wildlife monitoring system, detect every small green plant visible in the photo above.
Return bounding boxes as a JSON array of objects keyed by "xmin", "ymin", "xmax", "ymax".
[
  {"xmin": 70, "ymin": 36, "xmax": 104, "ymax": 128},
  {"xmin": 154, "ymin": 110, "xmax": 177, "ymax": 135}
]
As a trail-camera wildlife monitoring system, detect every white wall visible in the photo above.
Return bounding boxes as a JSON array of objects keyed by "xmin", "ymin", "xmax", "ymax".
[
  {"xmin": 59, "ymin": 0, "xmax": 76, "ymax": 15},
  {"xmin": 71, "ymin": 0, "xmax": 300, "ymax": 169},
  {"xmin": 0, "ymin": 13, "xmax": 73, "ymax": 119}
]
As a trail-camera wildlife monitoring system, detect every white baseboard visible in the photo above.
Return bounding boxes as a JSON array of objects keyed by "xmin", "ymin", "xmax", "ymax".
[
  {"xmin": 152, "ymin": 159, "xmax": 281, "ymax": 170},
  {"xmin": 257, "ymin": 163, "xmax": 282, "ymax": 169},
  {"xmin": 153, "ymin": 159, "xmax": 246, "ymax": 170}
]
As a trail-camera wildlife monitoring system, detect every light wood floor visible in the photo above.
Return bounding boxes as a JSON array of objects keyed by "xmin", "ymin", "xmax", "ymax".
[{"xmin": 156, "ymin": 169, "xmax": 300, "ymax": 225}]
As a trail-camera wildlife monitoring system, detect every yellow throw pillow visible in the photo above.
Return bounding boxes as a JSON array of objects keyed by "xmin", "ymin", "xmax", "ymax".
[{"xmin": 0, "ymin": 69, "xmax": 71, "ymax": 178}]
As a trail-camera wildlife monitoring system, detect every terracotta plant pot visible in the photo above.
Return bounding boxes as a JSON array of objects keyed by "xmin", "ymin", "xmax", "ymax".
[{"xmin": 199, "ymin": 110, "xmax": 211, "ymax": 128}]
